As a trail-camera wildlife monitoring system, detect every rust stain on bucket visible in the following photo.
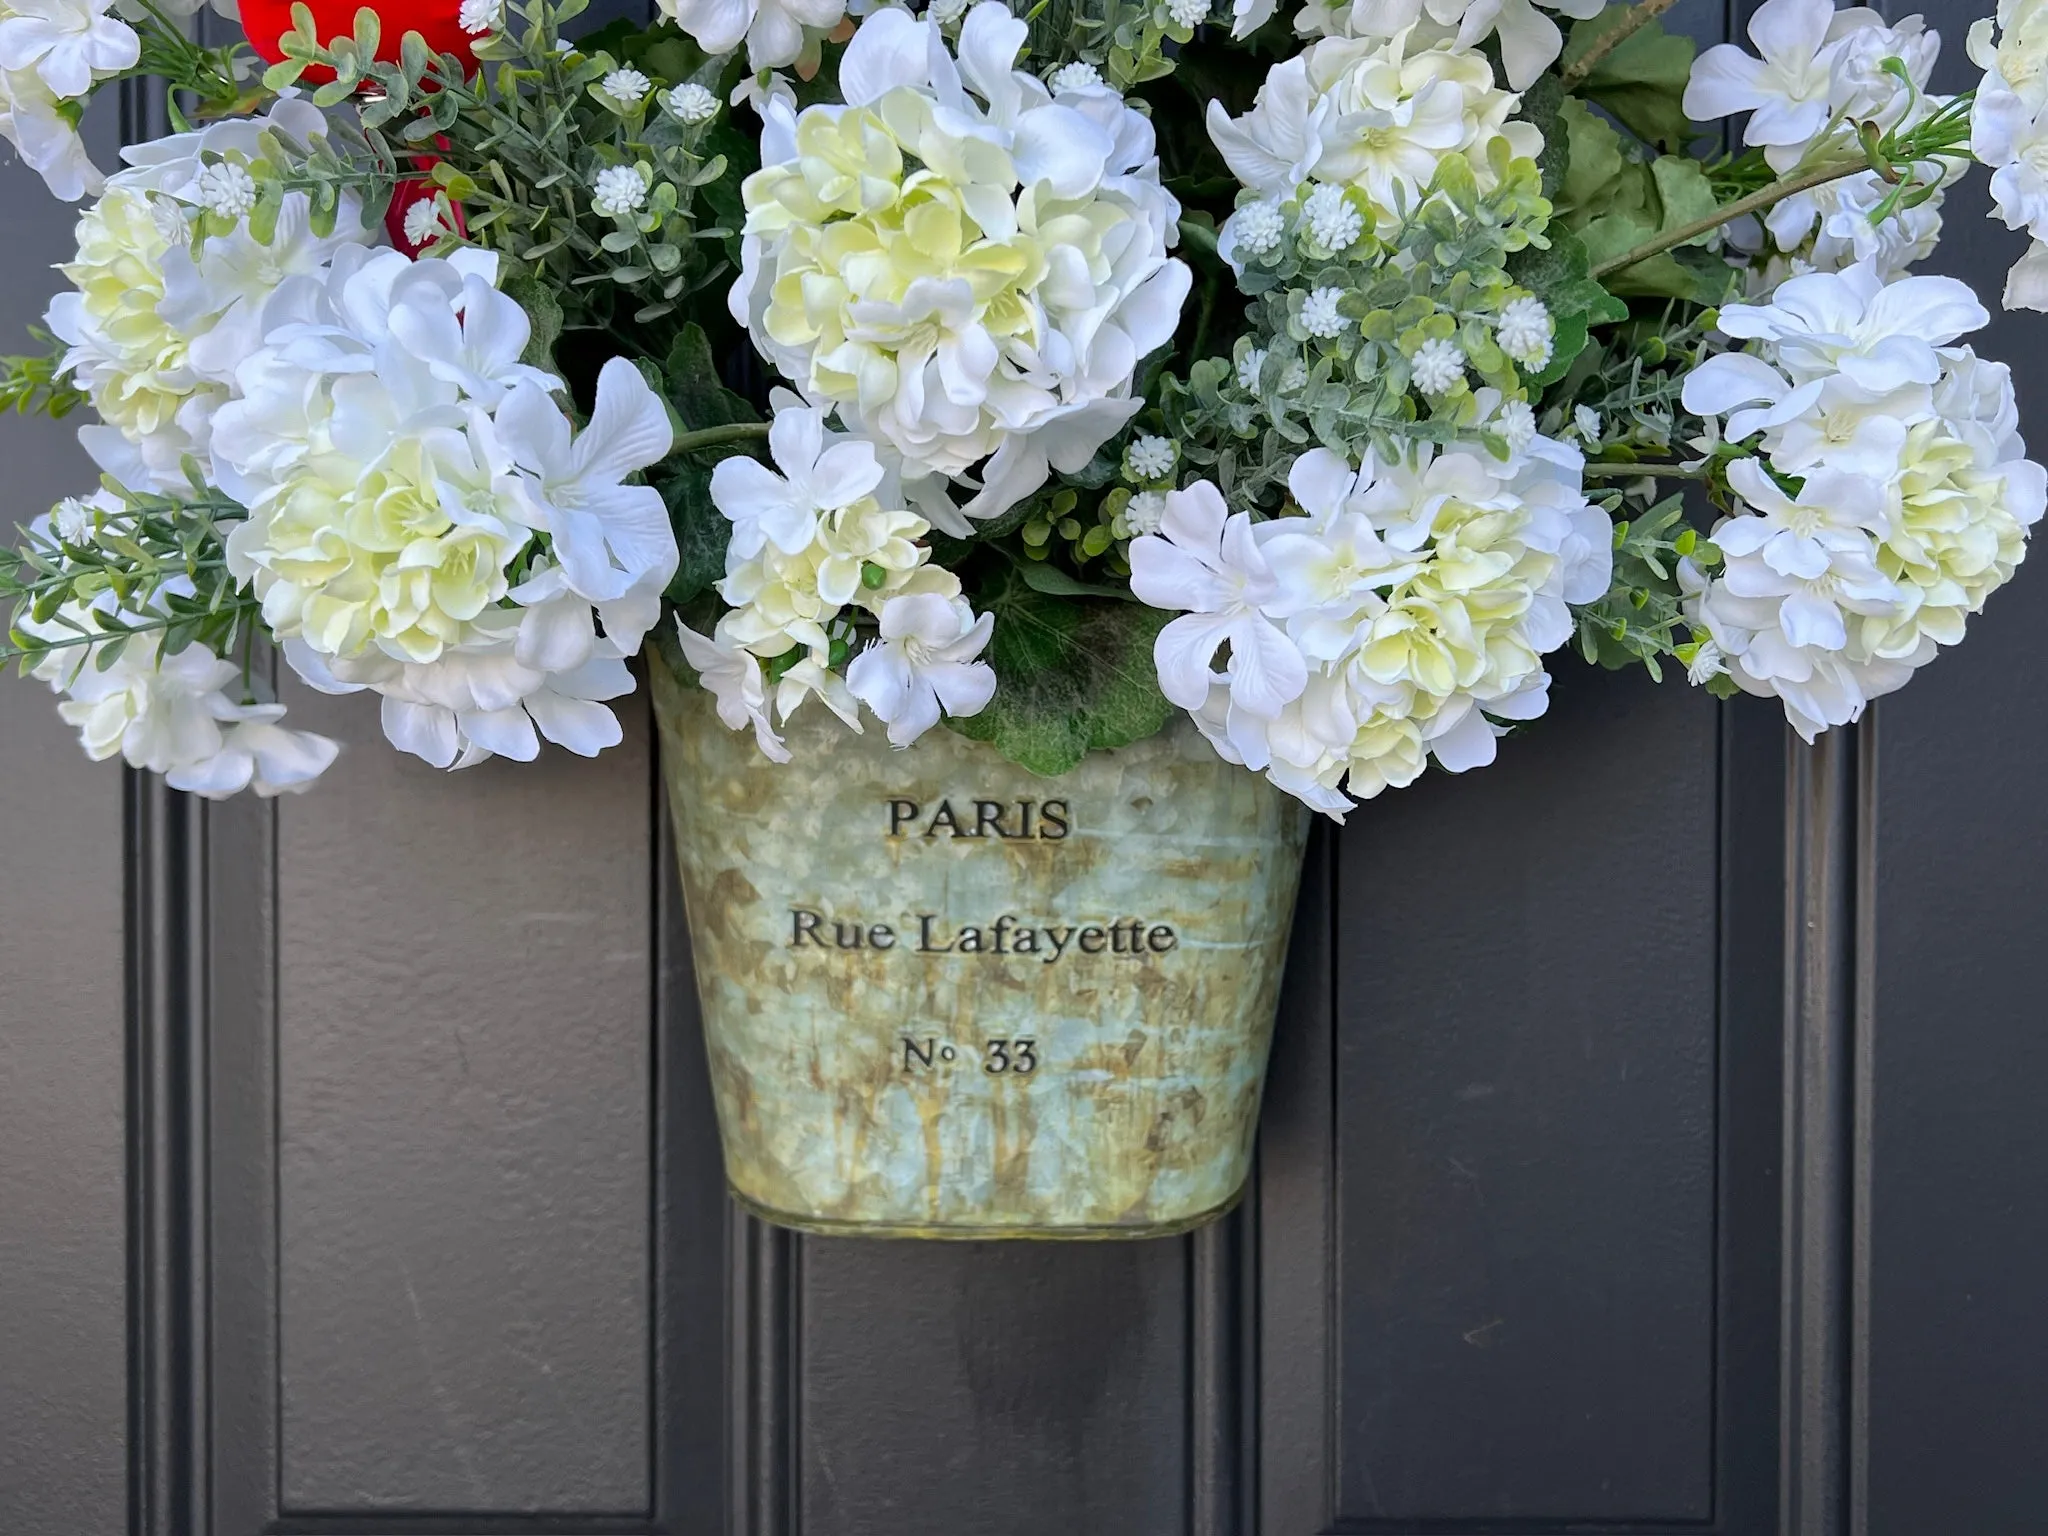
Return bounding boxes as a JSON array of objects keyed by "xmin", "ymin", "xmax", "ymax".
[{"xmin": 651, "ymin": 652, "xmax": 1309, "ymax": 1239}]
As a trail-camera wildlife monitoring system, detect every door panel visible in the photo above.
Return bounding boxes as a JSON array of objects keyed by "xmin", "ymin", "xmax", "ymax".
[{"xmin": 271, "ymin": 682, "xmax": 655, "ymax": 1515}]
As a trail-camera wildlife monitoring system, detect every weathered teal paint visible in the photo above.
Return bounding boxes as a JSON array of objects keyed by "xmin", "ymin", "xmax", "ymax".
[{"xmin": 651, "ymin": 654, "xmax": 1310, "ymax": 1238}]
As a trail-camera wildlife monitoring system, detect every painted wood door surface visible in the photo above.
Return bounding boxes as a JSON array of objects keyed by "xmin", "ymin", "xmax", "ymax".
[{"xmin": 4, "ymin": 1, "xmax": 2047, "ymax": 1531}]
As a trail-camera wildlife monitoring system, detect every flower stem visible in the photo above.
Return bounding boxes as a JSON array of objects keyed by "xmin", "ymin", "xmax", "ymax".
[
  {"xmin": 670, "ymin": 421, "xmax": 772, "ymax": 455},
  {"xmin": 1560, "ymin": 0, "xmax": 1680, "ymax": 88},
  {"xmin": 1590, "ymin": 157, "xmax": 1867, "ymax": 281},
  {"xmin": 1582, "ymin": 461, "xmax": 1711, "ymax": 479}
]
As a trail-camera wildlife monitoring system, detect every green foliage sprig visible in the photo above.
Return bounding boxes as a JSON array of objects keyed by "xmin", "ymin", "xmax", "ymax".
[{"xmin": 0, "ymin": 485, "xmax": 255, "ymax": 672}]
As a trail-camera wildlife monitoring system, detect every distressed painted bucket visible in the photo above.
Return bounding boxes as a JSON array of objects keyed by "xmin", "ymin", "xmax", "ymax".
[{"xmin": 649, "ymin": 650, "xmax": 1310, "ymax": 1239}]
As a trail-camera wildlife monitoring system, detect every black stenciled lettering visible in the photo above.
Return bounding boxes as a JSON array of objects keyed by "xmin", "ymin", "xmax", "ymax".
[
  {"xmin": 791, "ymin": 909, "xmax": 825, "ymax": 947},
  {"xmin": 1039, "ymin": 801, "xmax": 1070, "ymax": 839},
  {"xmin": 1078, "ymin": 925, "xmax": 1107, "ymax": 954},
  {"xmin": 974, "ymin": 800, "xmax": 1009, "ymax": 838},
  {"xmin": 925, "ymin": 800, "xmax": 962, "ymax": 837},
  {"xmin": 903, "ymin": 1036, "xmax": 936, "ymax": 1070},
  {"xmin": 888, "ymin": 798, "xmax": 920, "ymax": 836},
  {"xmin": 1148, "ymin": 924, "xmax": 1178, "ymax": 953},
  {"xmin": 833, "ymin": 920, "xmax": 864, "ymax": 949},
  {"xmin": 917, "ymin": 914, "xmax": 955, "ymax": 952},
  {"xmin": 869, "ymin": 924, "xmax": 897, "ymax": 950}
]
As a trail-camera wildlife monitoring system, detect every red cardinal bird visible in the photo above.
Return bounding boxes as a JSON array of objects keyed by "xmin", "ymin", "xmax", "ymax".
[{"xmin": 241, "ymin": 0, "xmax": 480, "ymax": 81}]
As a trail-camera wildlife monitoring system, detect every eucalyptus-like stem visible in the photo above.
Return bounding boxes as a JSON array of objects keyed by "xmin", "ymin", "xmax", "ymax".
[
  {"xmin": 1590, "ymin": 157, "xmax": 1869, "ymax": 280},
  {"xmin": 1560, "ymin": 0, "xmax": 1680, "ymax": 88},
  {"xmin": 670, "ymin": 422, "xmax": 773, "ymax": 455}
]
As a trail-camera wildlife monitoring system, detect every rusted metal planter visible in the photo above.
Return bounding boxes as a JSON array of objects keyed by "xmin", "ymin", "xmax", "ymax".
[{"xmin": 650, "ymin": 652, "xmax": 1310, "ymax": 1239}]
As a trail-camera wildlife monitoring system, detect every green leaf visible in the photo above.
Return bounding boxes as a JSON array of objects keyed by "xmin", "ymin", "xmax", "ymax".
[
  {"xmin": 655, "ymin": 457, "xmax": 729, "ymax": 607},
  {"xmin": 1553, "ymin": 98, "xmax": 1631, "ymax": 226},
  {"xmin": 945, "ymin": 565, "xmax": 1172, "ymax": 776},
  {"xmin": 1011, "ymin": 555, "xmax": 1137, "ymax": 602},
  {"xmin": 662, "ymin": 324, "xmax": 755, "ymax": 432},
  {"xmin": 500, "ymin": 270, "xmax": 562, "ymax": 373},
  {"xmin": 1563, "ymin": 8, "xmax": 1698, "ymax": 152},
  {"xmin": 1579, "ymin": 156, "xmax": 1734, "ymax": 301}
]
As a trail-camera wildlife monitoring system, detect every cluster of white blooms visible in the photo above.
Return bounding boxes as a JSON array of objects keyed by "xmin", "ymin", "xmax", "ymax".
[
  {"xmin": 1679, "ymin": 261, "xmax": 2046, "ymax": 739},
  {"xmin": 660, "ymin": 0, "xmax": 845, "ymax": 70},
  {"xmin": 1294, "ymin": 0, "xmax": 1602, "ymax": 90},
  {"xmin": 1970, "ymin": 0, "xmax": 2048, "ymax": 307},
  {"xmin": 0, "ymin": 0, "xmax": 137, "ymax": 200},
  {"xmin": 1129, "ymin": 441, "xmax": 1612, "ymax": 817},
  {"xmin": 21, "ymin": 502, "xmax": 339, "ymax": 797},
  {"xmin": 211, "ymin": 246, "xmax": 679, "ymax": 770},
  {"xmin": 729, "ymin": 3, "xmax": 1190, "ymax": 531},
  {"xmin": 1208, "ymin": 30, "xmax": 1542, "ymax": 246},
  {"xmin": 1686, "ymin": 0, "xmax": 1951, "ymax": 281},
  {"xmin": 679, "ymin": 399, "xmax": 996, "ymax": 755},
  {"xmin": 44, "ymin": 100, "xmax": 376, "ymax": 494}
]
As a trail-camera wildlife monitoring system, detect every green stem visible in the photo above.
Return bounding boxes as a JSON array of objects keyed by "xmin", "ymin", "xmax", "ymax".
[
  {"xmin": 670, "ymin": 421, "xmax": 772, "ymax": 455},
  {"xmin": 1561, "ymin": 0, "xmax": 1680, "ymax": 87},
  {"xmin": 1582, "ymin": 461, "xmax": 1711, "ymax": 479},
  {"xmin": 1590, "ymin": 157, "xmax": 1867, "ymax": 281}
]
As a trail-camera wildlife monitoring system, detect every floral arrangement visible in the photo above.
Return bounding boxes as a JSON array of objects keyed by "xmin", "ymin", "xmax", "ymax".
[{"xmin": 1, "ymin": 0, "xmax": 2041, "ymax": 817}]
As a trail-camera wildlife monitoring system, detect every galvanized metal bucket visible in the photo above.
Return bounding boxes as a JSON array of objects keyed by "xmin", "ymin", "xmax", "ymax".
[{"xmin": 650, "ymin": 651, "xmax": 1310, "ymax": 1239}]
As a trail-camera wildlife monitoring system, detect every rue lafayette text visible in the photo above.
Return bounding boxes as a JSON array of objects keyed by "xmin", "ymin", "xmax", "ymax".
[{"xmin": 790, "ymin": 909, "xmax": 1177, "ymax": 962}]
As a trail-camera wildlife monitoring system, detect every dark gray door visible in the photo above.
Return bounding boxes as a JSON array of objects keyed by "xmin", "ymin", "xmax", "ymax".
[{"xmin": 5, "ymin": 0, "xmax": 2048, "ymax": 1531}]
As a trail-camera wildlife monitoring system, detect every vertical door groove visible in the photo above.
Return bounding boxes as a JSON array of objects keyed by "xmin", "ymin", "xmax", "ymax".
[{"xmin": 1779, "ymin": 720, "xmax": 1877, "ymax": 1536}]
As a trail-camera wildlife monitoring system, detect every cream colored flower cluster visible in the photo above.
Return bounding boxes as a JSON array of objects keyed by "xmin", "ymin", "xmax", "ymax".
[
  {"xmin": 1207, "ymin": 28, "xmax": 1542, "ymax": 248},
  {"xmin": 729, "ymin": 2, "xmax": 1189, "ymax": 532},
  {"xmin": 1128, "ymin": 434, "xmax": 1612, "ymax": 818},
  {"xmin": 1680, "ymin": 262, "xmax": 2047, "ymax": 740},
  {"xmin": 680, "ymin": 399, "xmax": 996, "ymax": 755}
]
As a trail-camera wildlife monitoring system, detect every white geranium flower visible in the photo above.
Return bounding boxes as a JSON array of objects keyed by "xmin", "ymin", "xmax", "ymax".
[
  {"xmin": 731, "ymin": 3, "xmax": 1190, "ymax": 528},
  {"xmin": 846, "ymin": 591, "xmax": 998, "ymax": 747},
  {"xmin": 1971, "ymin": 0, "xmax": 2048, "ymax": 305},
  {"xmin": 0, "ymin": 58, "xmax": 100, "ymax": 198},
  {"xmin": 1684, "ymin": 0, "xmax": 1843, "ymax": 157},
  {"xmin": 1129, "ymin": 480, "xmax": 1308, "ymax": 718},
  {"xmin": 712, "ymin": 400, "xmax": 886, "ymax": 560},
  {"xmin": 0, "ymin": 0, "xmax": 136, "ymax": 101},
  {"xmin": 1134, "ymin": 440, "xmax": 1607, "ymax": 817},
  {"xmin": 1206, "ymin": 32, "xmax": 1543, "ymax": 216},
  {"xmin": 1679, "ymin": 269, "xmax": 2047, "ymax": 739},
  {"xmin": 1295, "ymin": 0, "xmax": 1602, "ymax": 90},
  {"xmin": 676, "ymin": 617, "xmax": 790, "ymax": 762},
  {"xmin": 495, "ymin": 356, "xmax": 677, "ymax": 646},
  {"xmin": 298, "ymin": 622, "xmax": 639, "ymax": 769},
  {"xmin": 214, "ymin": 250, "xmax": 670, "ymax": 770},
  {"xmin": 1714, "ymin": 264, "xmax": 1987, "ymax": 394},
  {"xmin": 459, "ymin": 0, "xmax": 502, "ymax": 32},
  {"xmin": 658, "ymin": 0, "xmax": 847, "ymax": 71},
  {"xmin": 42, "ymin": 101, "xmax": 379, "ymax": 489},
  {"xmin": 24, "ymin": 591, "xmax": 338, "ymax": 796}
]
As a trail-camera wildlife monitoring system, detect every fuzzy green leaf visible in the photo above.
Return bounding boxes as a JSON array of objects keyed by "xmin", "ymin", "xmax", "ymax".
[
  {"xmin": 945, "ymin": 565, "xmax": 1172, "ymax": 776},
  {"xmin": 1563, "ymin": 8, "xmax": 1699, "ymax": 152}
]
